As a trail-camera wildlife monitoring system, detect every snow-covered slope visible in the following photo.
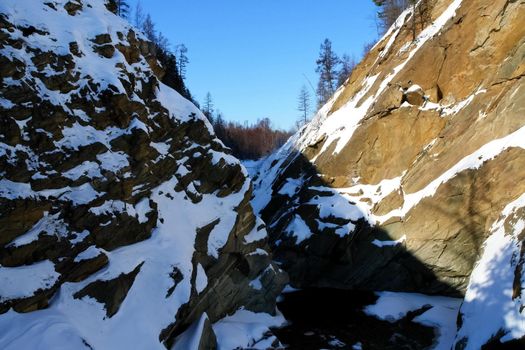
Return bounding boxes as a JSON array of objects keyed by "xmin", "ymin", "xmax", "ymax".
[
  {"xmin": 252, "ymin": 0, "xmax": 525, "ymax": 347},
  {"xmin": 0, "ymin": 0, "xmax": 287, "ymax": 348}
]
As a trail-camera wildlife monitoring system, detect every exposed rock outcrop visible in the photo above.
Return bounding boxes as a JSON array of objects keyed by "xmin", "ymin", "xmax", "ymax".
[
  {"xmin": 252, "ymin": 0, "xmax": 525, "ymax": 346},
  {"xmin": 0, "ymin": 0, "xmax": 286, "ymax": 348}
]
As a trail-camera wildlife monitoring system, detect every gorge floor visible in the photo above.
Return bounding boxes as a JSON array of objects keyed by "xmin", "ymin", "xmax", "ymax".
[{"xmin": 273, "ymin": 288, "xmax": 440, "ymax": 350}]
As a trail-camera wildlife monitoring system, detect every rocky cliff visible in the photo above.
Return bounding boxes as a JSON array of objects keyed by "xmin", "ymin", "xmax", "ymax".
[
  {"xmin": 0, "ymin": 0, "xmax": 287, "ymax": 348},
  {"xmin": 252, "ymin": 0, "xmax": 525, "ymax": 347}
]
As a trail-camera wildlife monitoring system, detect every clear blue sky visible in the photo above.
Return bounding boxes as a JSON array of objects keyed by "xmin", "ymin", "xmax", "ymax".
[{"xmin": 131, "ymin": 1, "xmax": 380, "ymax": 130}]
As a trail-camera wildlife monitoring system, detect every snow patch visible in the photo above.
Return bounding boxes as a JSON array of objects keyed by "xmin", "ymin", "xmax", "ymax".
[
  {"xmin": 366, "ymin": 292, "xmax": 462, "ymax": 350},
  {"xmin": 213, "ymin": 309, "xmax": 286, "ymax": 350},
  {"xmin": 0, "ymin": 260, "xmax": 59, "ymax": 302}
]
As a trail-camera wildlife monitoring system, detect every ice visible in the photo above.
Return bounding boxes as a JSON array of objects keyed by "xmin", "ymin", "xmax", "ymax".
[
  {"xmin": 365, "ymin": 292, "xmax": 462, "ymax": 350},
  {"xmin": 213, "ymin": 309, "xmax": 286, "ymax": 350}
]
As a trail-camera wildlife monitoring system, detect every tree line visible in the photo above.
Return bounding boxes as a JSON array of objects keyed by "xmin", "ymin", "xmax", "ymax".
[
  {"xmin": 112, "ymin": 0, "xmax": 432, "ymax": 160},
  {"xmin": 201, "ymin": 93, "xmax": 293, "ymax": 160},
  {"xmin": 113, "ymin": 1, "xmax": 291, "ymax": 160}
]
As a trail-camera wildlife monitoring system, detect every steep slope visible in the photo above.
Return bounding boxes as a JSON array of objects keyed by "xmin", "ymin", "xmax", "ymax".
[
  {"xmin": 0, "ymin": 0, "xmax": 286, "ymax": 348},
  {"xmin": 253, "ymin": 0, "xmax": 525, "ymax": 346}
]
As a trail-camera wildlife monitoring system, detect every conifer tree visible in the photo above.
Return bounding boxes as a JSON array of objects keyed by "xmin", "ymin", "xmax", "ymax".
[
  {"xmin": 316, "ymin": 38, "xmax": 339, "ymax": 107},
  {"xmin": 142, "ymin": 14, "xmax": 156, "ymax": 42},
  {"xmin": 176, "ymin": 44, "xmax": 189, "ymax": 80},
  {"xmin": 338, "ymin": 54, "xmax": 356, "ymax": 86},
  {"xmin": 202, "ymin": 92, "xmax": 214, "ymax": 123},
  {"xmin": 115, "ymin": 0, "xmax": 130, "ymax": 18}
]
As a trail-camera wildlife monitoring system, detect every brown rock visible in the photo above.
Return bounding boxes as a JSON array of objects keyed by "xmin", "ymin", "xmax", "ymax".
[
  {"xmin": 64, "ymin": 1, "xmax": 82, "ymax": 15},
  {"xmin": 74, "ymin": 262, "xmax": 143, "ymax": 317},
  {"xmin": 404, "ymin": 85, "xmax": 426, "ymax": 106}
]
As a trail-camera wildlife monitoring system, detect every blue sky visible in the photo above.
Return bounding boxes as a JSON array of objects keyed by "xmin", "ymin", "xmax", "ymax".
[{"xmin": 131, "ymin": 1, "xmax": 380, "ymax": 130}]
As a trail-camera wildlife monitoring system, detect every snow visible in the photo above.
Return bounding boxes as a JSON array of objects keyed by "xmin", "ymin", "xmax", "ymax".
[
  {"xmin": 374, "ymin": 6, "xmax": 412, "ymax": 59},
  {"xmin": 156, "ymin": 82, "xmax": 209, "ymax": 127},
  {"xmin": 63, "ymin": 161, "xmax": 102, "ymax": 180},
  {"xmin": 454, "ymin": 193, "xmax": 525, "ymax": 349},
  {"xmin": 0, "ymin": 311, "xmax": 92, "ymax": 350},
  {"xmin": 406, "ymin": 84, "xmax": 423, "ymax": 93},
  {"xmin": 96, "ymin": 151, "xmax": 129, "ymax": 173},
  {"xmin": 195, "ymin": 264, "xmax": 208, "ymax": 294},
  {"xmin": 0, "ymin": 1, "xmax": 265, "ymax": 348},
  {"xmin": 70, "ymin": 230, "xmax": 90, "ymax": 245},
  {"xmin": 241, "ymin": 158, "xmax": 265, "ymax": 179},
  {"xmin": 172, "ymin": 313, "xmax": 210, "ymax": 350},
  {"xmin": 441, "ymin": 88, "xmax": 486, "ymax": 117},
  {"xmin": 0, "ymin": 172, "xmax": 253, "ymax": 349},
  {"xmin": 308, "ymin": 189, "xmax": 363, "ymax": 222},
  {"xmin": 150, "ymin": 141, "xmax": 171, "ymax": 156},
  {"xmin": 89, "ymin": 199, "xmax": 152, "ymax": 224},
  {"xmin": 365, "ymin": 292, "xmax": 462, "ymax": 350},
  {"xmin": 307, "ymin": 0, "xmax": 463, "ymax": 157},
  {"xmin": 1, "ymin": 179, "xmax": 103, "ymax": 205},
  {"xmin": 278, "ymin": 177, "xmax": 303, "ymax": 197},
  {"xmin": 135, "ymin": 197, "xmax": 153, "ymax": 224},
  {"xmin": 248, "ymin": 248, "xmax": 269, "ymax": 256},
  {"xmin": 213, "ymin": 309, "xmax": 286, "ymax": 350},
  {"xmin": 74, "ymin": 246, "xmax": 102, "ymax": 263},
  {"xmin": 285, "ymin": 215, "xmax": 313, "ymax": 244},
  {"xmin": 249, "ymin": 276, "xmax": 263, "ymax": 291},
  {"xmin": 8, "ymin": 212, "xmax": 67, "ymax": 248},
  {"xmin": 353, "ymin": 342, "xmax": 363, "ymax": 350},
  {"xmin": 309, "ymin": 176, "xmax": 402, "ymax": 228},
  {"xmin": 372, "ymin": 235, "xmax": 406, "ymax": 248},
  {"xmin": 377, "ymin": 125, "xmax": 525, "ymax": 223},
  {"xmin": 56, "ymin": 183, "xmax": 102, "ymax": 205},
  {"xmin": 253, "ymin": 0, "xmax": 465, "ymax": 223},
  {"xmin": 244, "ymin": 217, "xmax": 268, "ymax": 244},
  {"xmin": 0, "ymin": 260, "xmax": 60, "ymax": 302}
]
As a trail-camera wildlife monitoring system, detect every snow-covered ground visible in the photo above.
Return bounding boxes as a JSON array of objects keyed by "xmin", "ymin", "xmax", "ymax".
[
  {"xmin": 454, "ymin": 193, "xmax": 525, "ymax": 349},
  {"xmin": 0, "ymin": 0, "xmax": 281, "ymax": 349}
]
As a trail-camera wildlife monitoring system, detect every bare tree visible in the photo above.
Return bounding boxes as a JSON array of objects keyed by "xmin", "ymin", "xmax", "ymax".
[
  {"xmin": 133, "ymin": 0, "xmax": 145, "ymax": 28},
  {"xmin": 297, "ymin": 85, "xmax": 311, "ymax": 127}
]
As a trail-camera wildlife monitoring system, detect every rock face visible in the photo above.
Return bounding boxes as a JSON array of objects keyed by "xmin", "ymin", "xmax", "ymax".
[
  {"xmin": 0, "ymin": 0, "xmax": 286, "ymax": 348},
  {"xmin": 252, "ymin": 0, "xmax": 525, "ymax": 346}
]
